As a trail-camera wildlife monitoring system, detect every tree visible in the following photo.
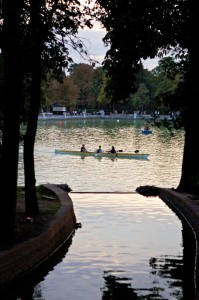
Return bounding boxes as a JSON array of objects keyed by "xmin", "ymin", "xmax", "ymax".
[
  {"xmin": 128, "ymin": 83, "xmax": 150, "ymax": 113},
  {"xmin": 0, "ymin": 0, "xmax": 95, "ymax": 243},
  {"xmin": 23, "ymin": 1, "xmax": 96, "ymax": 213},
  {"xmin": 150, "ymin": 58, "xmax": 183, "ymax": 115},
  {"xmin": 96, "ymin": 0, "xmax": 199, "ymax": 196},
  {"xmin": 42, "ymin": 75, "xmax": 80, "ymax": 111},
  {"xmin": 0, "ymin": 54, "xmax": 4, "ymax": 127},
  {"xmin": 0, "ymin": 0, "xmax": 24, "ymax": 244},
  {"xmin": 70, "ymin": 63, "xmax": 96, "ymax": 109}
]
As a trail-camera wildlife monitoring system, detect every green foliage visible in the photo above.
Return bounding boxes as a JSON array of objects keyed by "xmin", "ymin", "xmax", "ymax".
[
  {"xmin": 127, "ymin": 83, "xmax": 150, "ymax": 112},
  {"xmin": 96, "ymin": 0, "xmax": 190, "ymax": 107},
  {"xmin": 40, "ymin": 58, "xmax": 186, "ymax": 116}
]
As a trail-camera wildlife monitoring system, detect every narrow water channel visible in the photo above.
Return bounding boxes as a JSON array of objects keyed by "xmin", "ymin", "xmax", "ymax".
[{"xmin": 1, "ymin": 193, "xmax": 195, "ymax": 299}]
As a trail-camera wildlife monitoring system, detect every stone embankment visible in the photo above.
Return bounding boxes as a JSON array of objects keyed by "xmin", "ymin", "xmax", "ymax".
[
  {"xmin": 158, "ymin": 188, "xmax": 199, "ymax": 300},
  {"xmin": 0, "ymin": 184, "xmax": 76, "ymax": 290}
]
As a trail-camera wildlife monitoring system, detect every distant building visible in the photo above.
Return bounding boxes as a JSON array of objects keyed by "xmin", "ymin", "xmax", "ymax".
[{"xmin": 52, "ymin": 103, "xmax": 67, "ymax": 115}]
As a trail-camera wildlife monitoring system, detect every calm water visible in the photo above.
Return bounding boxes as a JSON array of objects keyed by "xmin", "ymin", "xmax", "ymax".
[
  {"xmin": 32, "ymin": 193, "xmax": 185, "ymax": 300},
  {"xmin": 18, "ymin": 118, "xmax": 184, "ymax": 191},
  {"xmin": 12, "ymin": 119, "xmax": 194, "ymax": 299}
]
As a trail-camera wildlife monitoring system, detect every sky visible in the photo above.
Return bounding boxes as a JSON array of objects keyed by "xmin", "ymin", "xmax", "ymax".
[{"xmin": 70, "ymin": 28, "xmax": 159, "ymax": 71}]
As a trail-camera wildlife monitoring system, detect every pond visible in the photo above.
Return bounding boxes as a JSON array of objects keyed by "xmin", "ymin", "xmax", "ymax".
[
  {"xmin": 8, "ymin": 118, "xmax": 195, "ymax": 299},
  {"xmin": 18, "ymin": 118, "xmax": 184, "ymax": 192}
]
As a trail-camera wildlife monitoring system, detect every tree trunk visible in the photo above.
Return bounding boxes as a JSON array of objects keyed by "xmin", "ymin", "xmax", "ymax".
[
  {"xmin": 0, "ymin": 0, "xmax": 23, "ymax": 245},
  {"xmin": 177, "ymin": 1, "xmax": 199, "ymax": 195},
  {"xmin": 24, "ymin": 117, "xmax": 39, "ymax": 215},
  {"xmin": 24, "ymin": 60, "xmax": 41, "ymax": 214},
  {"xmin": 24, "ymin": 0, "xmax": 42, "ymax": 215}
]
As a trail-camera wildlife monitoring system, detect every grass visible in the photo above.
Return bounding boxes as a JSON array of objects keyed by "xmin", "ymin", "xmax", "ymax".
[{"xmin": 14, "ymin": 185, "xmax": 61, "ymax": 246}]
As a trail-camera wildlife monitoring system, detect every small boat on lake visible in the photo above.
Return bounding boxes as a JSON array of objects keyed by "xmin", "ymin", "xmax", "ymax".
[
  {"xmin": 141, "ymin": 125, "xmax": 153, "ymax": 135},
  {"xmin": 141, "ymin": 129, "xmax": 153, "ymax": 135},
  {"xmin": 55, "ymin": 149, "xmax": 149, "ymax": 160}
]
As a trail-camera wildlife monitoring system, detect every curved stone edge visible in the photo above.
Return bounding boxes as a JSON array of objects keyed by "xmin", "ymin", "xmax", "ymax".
[
  {"xmin": 158, "ymin": 188, "xmax": 199, "ymax": 300},
  {"xmin": 0, "ymin": 184, "xmax": 76, "ymax": 289}
]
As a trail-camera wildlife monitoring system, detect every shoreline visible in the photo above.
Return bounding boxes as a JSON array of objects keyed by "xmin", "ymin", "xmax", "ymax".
[
  {"xmin": 38, "ymin": 113, "xmax": 170, "ymax": 122},
  {"xmin": 0, "ymin": 184, "xmax": 76, "ymax": 291}
]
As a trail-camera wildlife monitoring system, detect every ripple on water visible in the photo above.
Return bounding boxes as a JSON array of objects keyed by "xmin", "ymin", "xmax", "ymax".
[
  {"xmin": 18, "ymin": 119, "xmax": 184, "ymax": 192},
  {"xmin": 35, "ymin": 193, "xmax": 183, "ymax": 300}
]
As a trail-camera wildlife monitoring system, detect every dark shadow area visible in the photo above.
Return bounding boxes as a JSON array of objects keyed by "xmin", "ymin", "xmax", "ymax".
[
  {"xmin": 181, "ymin": 220, "xmax": 196, "ymax": 300},
  {"xmin": 0, "ymin": 230, "xmax": 77, "ymax": 299},
  {"xmin": 100, "ymin": 251, "xmax": 185, "ymax": 299},
  {"xmin": 137, "ymin": 185, "xmax": 196, "ymax": 299}
]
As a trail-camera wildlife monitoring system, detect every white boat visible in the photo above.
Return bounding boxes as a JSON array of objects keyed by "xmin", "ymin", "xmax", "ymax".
[{"xmin": 55, "ymin": 149, "xmax": 149, "ymax": 160}]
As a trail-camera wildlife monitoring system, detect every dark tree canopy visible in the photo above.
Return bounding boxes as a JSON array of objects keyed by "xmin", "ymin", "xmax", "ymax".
[
  {"xmin": 95, "ymin": 0, "xmax": 199, "ymax": 196},
  {"xmin": 95, "ymin": 0, "xmax": 189, "ymax": 102}
]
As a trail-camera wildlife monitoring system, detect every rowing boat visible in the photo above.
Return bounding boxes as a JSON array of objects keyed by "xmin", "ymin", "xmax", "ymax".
[
  {"xmin": 55, "ymin": 149, "xmax": 149, "ymax": 160},
  {"xmin": 141, "ymin": 129, "xmax": 152, "ymax": 135}
]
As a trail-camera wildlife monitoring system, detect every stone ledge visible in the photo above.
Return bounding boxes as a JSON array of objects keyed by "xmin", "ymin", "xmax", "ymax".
[
  {"xmin": 158, "ymin": 188, "xmax": 199, "ymax": 300},
  {"xmin": 0, "ymin": 184, "xmax": 76, "ymax": 289}
]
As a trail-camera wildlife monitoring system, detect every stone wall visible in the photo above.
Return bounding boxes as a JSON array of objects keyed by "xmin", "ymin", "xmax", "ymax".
[
  {"xmin": 0, "ymin": 184, "xmax": 76, "ymax": 289},
  {"xmin": 159, "ymin": 188, "xmax": 199, "ymax": 300}
]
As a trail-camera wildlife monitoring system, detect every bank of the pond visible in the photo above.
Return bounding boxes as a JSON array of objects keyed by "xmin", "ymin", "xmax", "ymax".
[
  {"xmin": 158, "ymin": 188, "xmax": 199, "ymax": 300},
  {"xmin": 38, "ymin": 113, "xmax": 148, "ymax": 121},
  {"xmin": 37, "ymin": 112, "xmax": 170, "ymax": 121},
  {"xmin": 0, "ymin": 184, "xmax": 77, "ymax": 290},
  {"xmin": 1, "ymin": 186, "xmax": 199, "ymax": 299}
]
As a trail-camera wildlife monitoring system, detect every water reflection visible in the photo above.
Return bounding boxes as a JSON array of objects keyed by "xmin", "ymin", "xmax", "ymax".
[
  {"xmin": 18, "ymin": 119, "xmax": 184, "ymax": 192},
  {"xmin": 13, "ymin": 119, "xmax": 196, "ymax": 299},
  {"xmin": 181, "ymin": 221, "xmax": 196, "ymax": 300},
  {"xmin": 101, "ymin": 271, "xmax": 138, "ymax": 299},
  {"xmin": 32, "ymin": 193, "xmax": 185, "ymax": 300},
  {"xmin": 0, "ymin": 233, "xmax": 76, "ymax": 299},
  {"xmin": 0, "ymin": 193, "xmax": 197, "ymax": 299},
  {"xmin": 100, "ymin": 255, "xmax": 184, "ymax": 299}
]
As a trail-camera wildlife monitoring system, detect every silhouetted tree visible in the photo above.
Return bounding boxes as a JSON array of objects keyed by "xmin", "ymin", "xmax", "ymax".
[{"xmin": 96, "ymin": 0, "xmax": 199, "ymax": 195}]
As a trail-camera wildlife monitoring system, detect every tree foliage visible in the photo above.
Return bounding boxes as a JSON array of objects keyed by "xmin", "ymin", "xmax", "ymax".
[
  {"xmin": 128, "ymin": 83, "xmax": 150, "ymax": 113},
  {"xmin": 95, "ymin": 0, "xmax": 199, "ymax": 195},
  {"xmin": 95, "ymin": 0, "xmax": 189, "ymax": 102},
  {"xmin": 40, "ymin": 59, "xmax": 186, "ymax": 115}
]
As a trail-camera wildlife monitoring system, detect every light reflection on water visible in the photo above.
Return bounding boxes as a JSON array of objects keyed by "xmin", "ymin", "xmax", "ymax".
[
  {"xmin": 18, "ymin": 119, "xmax": 184, "ymax": 192},
  {"xmin": 16, "ymin": 119, "xmax": 188, "ymax": 299},
  {"xmin": 35, "ymin": 193, "xmax": 183, "ymax": 300}
]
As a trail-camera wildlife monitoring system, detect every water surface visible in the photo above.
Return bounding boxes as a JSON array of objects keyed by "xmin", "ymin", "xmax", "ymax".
[
  {"xmin": 18, "ymin": 119, "xmax": 184, "ymax": 192},
  {"xmin": 14, "ymin": 119, "xmax": 191, "ymax": 299},
  {"xmin": 33, "ymin": 193, "xmax": 184, "ymax": 300}
]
